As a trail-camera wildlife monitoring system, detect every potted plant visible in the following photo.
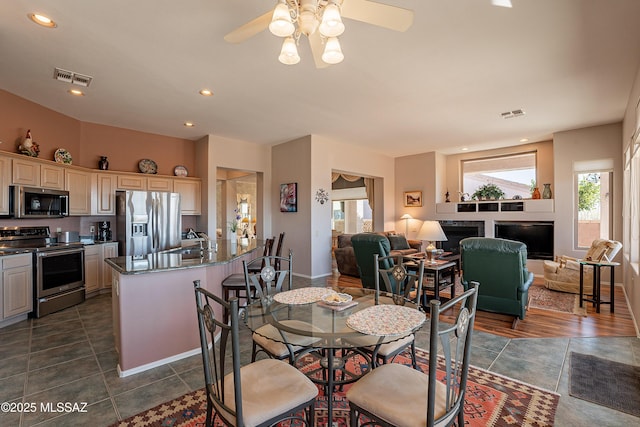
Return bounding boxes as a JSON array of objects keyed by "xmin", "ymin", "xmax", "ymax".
[{"xmin": 472, "ymin": 183, "xmax": 505, "ymax": 200}]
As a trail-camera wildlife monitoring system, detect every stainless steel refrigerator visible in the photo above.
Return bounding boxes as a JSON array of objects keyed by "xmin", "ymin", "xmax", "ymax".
[{"xmin": 115, "ymin": 190, "xmax": 182, "ymax": 257}]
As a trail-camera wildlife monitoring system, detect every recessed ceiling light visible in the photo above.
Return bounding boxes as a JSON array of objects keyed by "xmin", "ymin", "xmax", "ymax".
[
  {"xmin": 520, "ymin": 138, "xmax": 529, "ymax": 143},
  {"xmin": 184, "ymin": 122, "xmax": 195, "ymax": 127},
  {"xmin": 28, "ymin": 13, "xmax": 57, "ymax": 28},
  {"xmin": 199, "ymin": 89, "xmax": 213, "ymax": 96},
  {"xmin": 68, "ymin": 89, "xmax": 84, "ymax": 96},
  {"xmin": 461, "ymin": 147, "xmax": 469, "ymax": 151}
]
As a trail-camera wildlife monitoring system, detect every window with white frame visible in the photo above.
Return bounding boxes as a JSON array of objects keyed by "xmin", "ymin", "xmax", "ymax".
[{"xmin": 462, "ymin": 152, "xmax": 536, "ymax": 199}]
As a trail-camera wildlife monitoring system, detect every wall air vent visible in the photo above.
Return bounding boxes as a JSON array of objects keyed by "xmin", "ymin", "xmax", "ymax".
[
  {"xmin": 53, "ymin": 68, "xmax": 93, "ymax": 87},
  {"xmin": 500, "ymin": 109, "xmax": 526, "ymax": 119}
]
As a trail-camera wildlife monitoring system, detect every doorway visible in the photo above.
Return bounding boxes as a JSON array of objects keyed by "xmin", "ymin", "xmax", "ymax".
[{"xmin": 216, "ymin": 168, "xmax": 258, "ymax": 239}]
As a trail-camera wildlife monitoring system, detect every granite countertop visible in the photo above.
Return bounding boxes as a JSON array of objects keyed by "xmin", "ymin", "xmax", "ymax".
[{"xmin": 104, "ymin": 239, "xmax": 262, "ymax": 275}]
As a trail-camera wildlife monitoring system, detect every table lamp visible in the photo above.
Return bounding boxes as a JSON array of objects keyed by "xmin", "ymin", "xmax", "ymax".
[
  {"xmin": 416, "ymin": 220, "xmax": 448, "ymax": 264},
  {"xmin": 400, "ymin": 213, "xmax": 412, "ymax": 236}
]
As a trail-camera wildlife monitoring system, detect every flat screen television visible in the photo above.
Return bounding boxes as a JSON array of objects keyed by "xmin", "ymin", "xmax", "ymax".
[{"xmin": 494, "ymin": 221, "xmax": 554, "ymax": 260}]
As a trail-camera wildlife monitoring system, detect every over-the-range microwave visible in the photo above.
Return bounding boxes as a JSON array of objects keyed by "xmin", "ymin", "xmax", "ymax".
[{"xmin": 7, "ymin": 185, "xmax": 70, "ymax": 219}]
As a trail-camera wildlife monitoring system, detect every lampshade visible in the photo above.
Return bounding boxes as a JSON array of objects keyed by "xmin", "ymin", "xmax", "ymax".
[
  {"xmin": 400, "ymin": 214, "xmax": 412, "ymax": 220},
  {"xmin": 269, "ymin": 1, "xmax": 295, "ymax": 37},
  {"xmin": 319, "ymin": 2, "xmax": 345, "ymax": 37},
  {"xmin": 322, "ymin": 37, "xmax": 344, "ymax": 64},
  {"xmin": 278, "ymin": 37, "xmax": 300, "ymax": 65},
  {"xmin": 416, "ymin": 221, "xmax": 447, "ymax": 242}
]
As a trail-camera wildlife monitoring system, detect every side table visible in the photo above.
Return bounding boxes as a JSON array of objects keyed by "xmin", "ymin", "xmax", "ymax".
[
  {"xmin": 423, "ymin": 260, "xmax": 456, "ymax": 308},
  {"xmin": 579, "ymin": 260, "xmax": 619, "ymax": 313}
]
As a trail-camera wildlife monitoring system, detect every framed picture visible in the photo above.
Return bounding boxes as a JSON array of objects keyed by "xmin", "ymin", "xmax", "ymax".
[
  {"xmin": 404, "ymin": 190, "xmax": 422, "ymax": 207},
  {"xmin": 280, "ymin": 183, "xmax": 298, "ymax": 212}
]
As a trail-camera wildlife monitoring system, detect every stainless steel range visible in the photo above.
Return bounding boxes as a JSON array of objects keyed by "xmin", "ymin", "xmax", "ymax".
[{"xmin": 0, "ymin": 226, "xmax": 85, "ymax": 317}]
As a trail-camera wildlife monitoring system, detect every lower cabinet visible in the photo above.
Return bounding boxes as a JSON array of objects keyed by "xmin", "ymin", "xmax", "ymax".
[
  {"xmin": 1, "ymin": 254, "xmax": 33, "ymax": 321},
  {"xmin": 84, "ymin": 243, "xmax": 119, "ymax": 296}
]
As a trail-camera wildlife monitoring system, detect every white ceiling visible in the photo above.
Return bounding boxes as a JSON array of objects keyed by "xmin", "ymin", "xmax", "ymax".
[{"xmin": 1, "ymin": 0, "xmax": 640, "ymax": 157}]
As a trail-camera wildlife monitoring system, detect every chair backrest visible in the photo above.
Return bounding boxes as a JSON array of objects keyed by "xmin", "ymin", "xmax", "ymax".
[
  {"xmin": 193, "ymin": 280, "xmax": 244, "ymax": 426},
  {"xmin": 263, "ymin": 237, "xmax": 275, "ymax": 257},
  {"xmin": 427, "ymin": 282, "xmax": 478, "ymax": 426},
  {"xmin": 374, "ymin": 254, "xmax": 424, "ymax": 304},
  {"xmin": 274, "ymin": 232, "xmax": 285, "ymax": 270},
  {"xmin": 352, "ymin": 233, "xmax": 392, "ymax": 289},
  {"xmin": 585, "ymin": 239, "xmax": 622, "ymax": 262},
  {"xmin": 244, "ymin": 250, "xmax": 293, "ymax": 303},
  {"xmin": 460, "ymin": 237, "xmax": 529, "ymax": 299}
]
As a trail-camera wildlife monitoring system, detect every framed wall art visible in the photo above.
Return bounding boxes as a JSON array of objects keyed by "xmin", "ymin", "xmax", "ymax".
[
  {"xmin": 404, "ymin": 190, "xmax": 422, "ymax": 207},
  {"xmin": 280, "ymin": 182, "xmax": 298, "ymax": 212}
]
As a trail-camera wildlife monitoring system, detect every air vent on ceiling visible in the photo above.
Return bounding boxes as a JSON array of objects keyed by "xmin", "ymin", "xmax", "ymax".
[
  {"xmin": 500, "ymin": 109, "xmax": 525, "ymax": 119},
  {"xmin": 53, "ymin": 68, "xmax": 93, "ymax": 87}
]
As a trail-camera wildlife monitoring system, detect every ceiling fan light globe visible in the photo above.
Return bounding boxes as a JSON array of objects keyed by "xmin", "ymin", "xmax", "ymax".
[
  {"xmin": 321, "ymin": 37, "xmax": 344, "ymax": 64},
  {"xmin": 269, "ymin": 2, "xmax": 295, "ymax": 37},
  {"xmin": 319, "ymin": 4, "xmax": 344, "ymax": 37},
  {"xmin": 278, "ymin": 37, "xmax": 300, "ymax": 65}
]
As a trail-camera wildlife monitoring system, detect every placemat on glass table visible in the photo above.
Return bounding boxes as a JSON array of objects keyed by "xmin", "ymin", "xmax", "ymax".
[
  {"xmin": 346, "ymin": 304, "xmax": 425, "ymax": 336},
  {"xmin": 273, "ymin": 287, "xmax": 333, "ymax": 305}
]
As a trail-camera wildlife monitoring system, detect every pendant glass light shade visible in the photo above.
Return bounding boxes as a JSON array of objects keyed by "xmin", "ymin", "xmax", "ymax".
[
  {"xmin": 269, "ymin": 1, "xmax": 295, "ymax": 37},
  {"xmin": 319, "ymin": 3, "xmax": 344, "ymax": 37},
  {"xmin": 322, "ymin": 37, "xmax": 344, "ymax": 64},
  {"xmin": 278, "ymin": 37, "xmax": 300, "ymax": 65}
]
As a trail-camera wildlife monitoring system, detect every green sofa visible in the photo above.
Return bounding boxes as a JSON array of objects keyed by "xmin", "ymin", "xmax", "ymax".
[{"xmin": 460, "ymin": 237, "xmax": 534, "ymax": 323}]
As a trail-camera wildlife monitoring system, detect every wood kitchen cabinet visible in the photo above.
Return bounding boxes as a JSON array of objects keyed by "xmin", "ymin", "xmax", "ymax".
[
  {"xmin": 117, "ymin": 175, "xmax": 146, "ymax": 190},
  {"xmin": 12, "ymin": 158, "xmax": 65, "ymax": 190},
  {"xmin": 1, "ymin": 253, "xmax": 33, "ymax": 321},
  {"xmin": 85, "ymin": 243, "xmax": 119, "ymax": 296},
  {"xmin": 65, "ymin": 169, "xmax": 92, "ymax": 215},
  {"xmin": 0, "ymin": 156, "xmax": 11, "ymax": 215},
  {"xmin": 91, "ymin": 173, "xmax": 117, "ymax": 215},
  {"xmin": 173, "ymin": 178, "xmax": 201, "ymax": 215},
  {"xmin": 147, "ymin": 176, "xmax": 173, "ymax": 192}
]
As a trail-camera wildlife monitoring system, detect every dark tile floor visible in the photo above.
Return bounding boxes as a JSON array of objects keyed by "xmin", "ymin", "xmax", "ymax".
[{"xmin": 0, "ymin": 284, "xmax": 638, "ymax": 426}]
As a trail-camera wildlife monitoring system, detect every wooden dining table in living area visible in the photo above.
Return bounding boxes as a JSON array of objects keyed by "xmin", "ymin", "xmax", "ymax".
[{"xmin": 243, "ymin": 286, "xmax": 426, "ymax": 423}]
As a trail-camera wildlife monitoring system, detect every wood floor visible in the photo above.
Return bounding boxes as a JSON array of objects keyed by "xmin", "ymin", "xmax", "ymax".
[{"xmin": 328, "ymin": 271, "xmax": 638, "ymax": 339}]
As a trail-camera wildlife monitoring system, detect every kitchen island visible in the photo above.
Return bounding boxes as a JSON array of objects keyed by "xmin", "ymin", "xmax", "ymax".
[{"xmin": 105, "ymin": 239, "xmax": 262, "ymax": 377}]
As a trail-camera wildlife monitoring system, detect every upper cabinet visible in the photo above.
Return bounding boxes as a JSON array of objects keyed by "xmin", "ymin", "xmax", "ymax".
[
  {"xmin": 65, "ymin": 169, "xmax": 92, "ymax": 215},
  {"xmin": 147, "ymin": 176, "xmax": 173, "ymax": 192},
  {"xmin": 92, "ymin": 173, "xmax": 117, "ymax": 215},
  {"xmin": 0, "ymin": 157, "xmax": 10, "ymax": 215},
  {"xmin": 12, "ymin": 158, "xmax": 64, "ymax": 189},
  {"xmin": 117, "ymin": 175, "xmax": 146, "ymax": 190},
  {"xmin": 174, "ymin": 178, "xmax": 201, "ymax": 215}
]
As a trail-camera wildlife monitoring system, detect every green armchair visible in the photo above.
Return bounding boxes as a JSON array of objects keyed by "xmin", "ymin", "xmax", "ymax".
[
  {"xmin": 460, "ymin": 237, "xmax": 534, "ymax": 325},
  {"xmin": 351, "ymin": 233, "xmax": 393, "ymax": 289}
]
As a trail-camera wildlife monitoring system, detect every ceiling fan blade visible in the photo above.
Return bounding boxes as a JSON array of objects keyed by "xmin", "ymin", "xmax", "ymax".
[
  {"xmin": 308, "ymin": 31, "xmax": 330, "ymax": 69},
  {"xmin": 224, "ymin": 11, "xmax": 272, "ymax": 43},
  {"xmin": 340, "ymin": 0, "xmax": 414, "ymax": 32}
]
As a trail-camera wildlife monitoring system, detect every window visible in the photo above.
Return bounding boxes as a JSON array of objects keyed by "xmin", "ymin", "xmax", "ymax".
[
  {"xmin": 462, "ymin": 152, "xmax": 536, "ymax": 199},
  {"xmin": 331, "ymin": 199, "xmax": 372, "ymax": 234},
  {"xmin": 575, "ymin": 170, "xmax": 612, "ymax": 248}
]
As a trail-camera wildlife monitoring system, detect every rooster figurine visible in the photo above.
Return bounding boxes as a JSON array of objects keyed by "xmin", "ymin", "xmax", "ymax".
[{"xmin": 18, "ymin": 129, "xmax": 40, "ymax": 157}]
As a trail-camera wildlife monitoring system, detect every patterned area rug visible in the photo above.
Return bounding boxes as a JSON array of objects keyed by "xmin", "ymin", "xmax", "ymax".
[
  {"xmin": 111, "ymin": 348, "xmax": 559, "ymax": 427},
  {"xmin": 528, "ymin": 284, "xmax": 586, "ymax": 316}
]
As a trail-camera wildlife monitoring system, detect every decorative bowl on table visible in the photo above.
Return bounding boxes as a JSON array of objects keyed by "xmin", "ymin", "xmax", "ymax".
[{"xmin": 321, "ymin": 292, "xmax": 353, "ymax": 306}]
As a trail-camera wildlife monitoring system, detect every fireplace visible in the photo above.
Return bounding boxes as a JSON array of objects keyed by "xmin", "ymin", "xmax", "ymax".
[
  {"xmin": 437, "ymin": 221, "xmax": 485, "ymax": 255},
  {"xmin": 494, "ymin": 221, "xmax": 554, "ymax": 260}
]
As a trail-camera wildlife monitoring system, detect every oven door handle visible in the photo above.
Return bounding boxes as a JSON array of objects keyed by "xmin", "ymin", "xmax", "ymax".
[{"xmin": 37, "ymin": 248, "xmax": 84, "ymax": 257}]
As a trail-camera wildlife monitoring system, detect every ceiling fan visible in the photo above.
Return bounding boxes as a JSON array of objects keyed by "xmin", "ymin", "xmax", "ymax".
[{"xmin": 224, "ymin": 0, "xmax": 414, "ymax": 68}]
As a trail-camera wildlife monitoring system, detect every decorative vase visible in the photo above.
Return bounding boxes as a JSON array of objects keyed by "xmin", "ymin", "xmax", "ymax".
[
  {"xmin": 531, "ymin": 187, "xmax": 541, "ymax": 199},
  {"xmin": 99, "ymin": 156, "xmax": 109, "ymax": 170},
  {"xmin": 542, "ymin": 183, "xmax": 552, "ymax": 199}
]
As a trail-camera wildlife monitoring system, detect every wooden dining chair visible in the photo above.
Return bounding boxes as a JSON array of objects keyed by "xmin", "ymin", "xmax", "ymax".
[
  {"xmin": 347, "ymin": 253, "xmax": 425, "ymax": 369},
  {"xmin": 347, "ymin": 283, "xmax": 479, "ymax": 427},
  {"xmin": 243, "ymin": 250, "xmax": 322, "ymax": 363},
  {"xmin": 221, "ymin": 237, "xmax": 274, "ymax": 324},
  {"xmin": 193, "ymin": 280, "xmax": 318, "ymax": 427}
]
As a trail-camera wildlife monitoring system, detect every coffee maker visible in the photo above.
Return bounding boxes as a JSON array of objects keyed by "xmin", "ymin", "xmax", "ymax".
[{"xmin": 97, "ymin": 221, "xmax": 112, "ymax": 242}]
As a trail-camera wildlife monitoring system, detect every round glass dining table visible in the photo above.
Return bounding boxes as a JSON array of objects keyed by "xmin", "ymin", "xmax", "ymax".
[{"xmin": 243, "ymin": 286, "xmax": 426, "ymax": 422}]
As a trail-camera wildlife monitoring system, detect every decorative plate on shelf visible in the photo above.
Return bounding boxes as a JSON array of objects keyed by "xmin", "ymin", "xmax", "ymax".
[
  {"xmin": 138, "ymin": 159, "xmax": 158, "ymax": 174},
  {"xmin": 54, "ymin": 148, "xmax": 72, "ymax": 164},
  {"xmin": 174, "ymin": 165, "xmax": 188, "ymax": 177}
]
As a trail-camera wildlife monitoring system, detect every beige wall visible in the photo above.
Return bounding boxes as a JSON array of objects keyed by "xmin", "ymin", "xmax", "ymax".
[{"xmin": 0, "ymin": 89, "xmax": 196, "ymax": 174}]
